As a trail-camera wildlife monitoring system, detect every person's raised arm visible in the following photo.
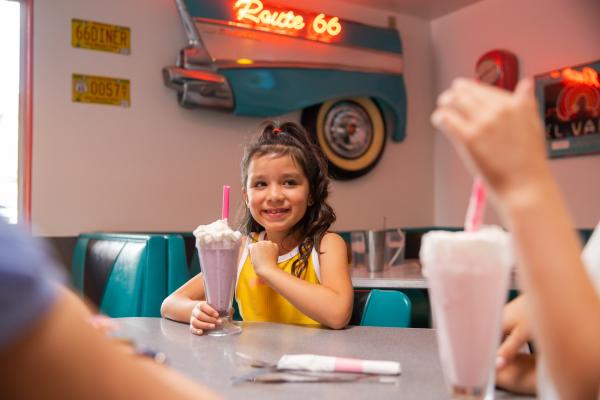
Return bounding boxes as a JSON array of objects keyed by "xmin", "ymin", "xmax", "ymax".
[
  {"xmin": 1, "ymin": 286, "xmax": 220, "ymax": 400},
  {"xmin": 249, "ymin": 232, "xmax": 353, "ymax": 329},
  {"xmin": 432, "ymin": 78, "xmax": 600, "ymax": 399}
]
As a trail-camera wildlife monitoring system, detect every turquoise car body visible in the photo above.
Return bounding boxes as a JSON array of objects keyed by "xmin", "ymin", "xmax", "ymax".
[{"xmin": 164, "ymin": 0, "xmax": 408, "ymax": 142}]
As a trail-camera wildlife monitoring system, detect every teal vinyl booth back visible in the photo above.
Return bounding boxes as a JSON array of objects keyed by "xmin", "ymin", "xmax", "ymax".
[
  {"xmin": 164, "ymin": 233, "xmax": 200, "ymax": 294},
  {"xmin": 71, "ymin": 233, "xmax": 167, "ymax": 317},
  {"xmin": 360, "ymin": 289, "xmax": 412, "ymax": 328}
]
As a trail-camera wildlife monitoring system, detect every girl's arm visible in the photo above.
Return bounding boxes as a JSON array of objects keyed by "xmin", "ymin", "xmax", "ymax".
[
  {"xmin": 432, "ymin": 78, "xmax": 600, "ymax": 399},
  {"xmin": 250, "ymin": 232, "xmax": 353, "ymax": 329},
  {"xmin": 160, "ymin": 274, "xmax": 205, "ymax": 323}
]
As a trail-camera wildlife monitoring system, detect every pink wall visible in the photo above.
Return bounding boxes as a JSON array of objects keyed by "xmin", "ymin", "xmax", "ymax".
[{"xmin": 432, "ymin": 0, "xmax": 600, "ymax": 228}]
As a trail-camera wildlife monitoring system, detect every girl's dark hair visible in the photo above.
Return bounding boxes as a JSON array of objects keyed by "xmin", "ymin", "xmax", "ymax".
[{"xmin": 240, "ymin": 121, "xmax": 336, "ymax": 277}]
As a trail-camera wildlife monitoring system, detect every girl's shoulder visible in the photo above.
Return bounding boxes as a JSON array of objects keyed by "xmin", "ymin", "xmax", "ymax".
[
  {"xmin": 317, "ymin": 232, "xmax": 351, "ymax": 265},
  {"xmin": 319, "ymin": 232, "xmax": 347, "ymax": 251}
]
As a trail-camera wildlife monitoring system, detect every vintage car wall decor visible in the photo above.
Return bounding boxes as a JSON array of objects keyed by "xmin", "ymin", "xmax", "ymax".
[{"xmin": 163, "ymin": 0, "xmax": 407, "ymax": 179}]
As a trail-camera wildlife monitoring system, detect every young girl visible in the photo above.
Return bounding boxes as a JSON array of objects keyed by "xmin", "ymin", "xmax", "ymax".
[{"xmin": 161, "ymin": 121, "xmax": 353, "ymax": 334}]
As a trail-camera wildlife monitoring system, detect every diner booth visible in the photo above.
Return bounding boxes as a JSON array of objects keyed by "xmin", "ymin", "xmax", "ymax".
[{"xmin": 3, "ymin": 0, "xmax": 599, "ymax": 398}]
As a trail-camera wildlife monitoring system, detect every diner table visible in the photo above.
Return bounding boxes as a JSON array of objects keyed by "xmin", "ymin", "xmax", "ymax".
[
  {"xmin": 116, "ymin": 318, "xmax": 530, "ymax": 399},
  {"xmin": 351, "ymin": 260, "xmax": 520, "ymax": 290},
  {"xmin": 351, "ymin": 260, "xmax": 427, "ymax": 289}
]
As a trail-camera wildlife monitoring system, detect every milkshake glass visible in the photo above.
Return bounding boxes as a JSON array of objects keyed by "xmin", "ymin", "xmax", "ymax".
[
  {"xmin": 420, "ymin": 226, "xmax": 513, "ymax": 399},
  {"xmin": 194, "ymin": 219, "xmax": 242, "ymax": 336}
]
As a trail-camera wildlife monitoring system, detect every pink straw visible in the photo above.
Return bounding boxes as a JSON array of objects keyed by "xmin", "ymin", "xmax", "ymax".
[
  {"xmin": 221, "ymin": 185, "xmax": 230, "ymax": 221},
  {"xmin": 464, "ymin": 178, "xmax": 486, "ymax": 231}
]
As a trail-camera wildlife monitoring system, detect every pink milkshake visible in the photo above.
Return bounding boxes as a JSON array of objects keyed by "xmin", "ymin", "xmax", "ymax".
[
  {"xmin": 194, "ymin": 219, "xmax": 242, "ymax": 336},
  {"xmin": 420, "ymin": 226, "xmax": 512, "ymax": 399}
]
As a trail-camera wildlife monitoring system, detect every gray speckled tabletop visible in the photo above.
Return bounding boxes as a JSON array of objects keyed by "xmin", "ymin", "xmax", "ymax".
[
  {"xmin": 352, "ymin": 260, "xmax": 428, "ymax": 288},
  {"xmin": 351, "ymin": 260, "xmax": 520, "ymax": 290},
  {"xmin": 115, "ymin": 318, "xmax": 531, "ymax": 400}
]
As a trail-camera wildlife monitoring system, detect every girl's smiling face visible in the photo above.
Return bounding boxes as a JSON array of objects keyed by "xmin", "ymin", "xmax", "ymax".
[{"xmin": 244, "ymin": 153, "xmax": 310, "ymax": 236}]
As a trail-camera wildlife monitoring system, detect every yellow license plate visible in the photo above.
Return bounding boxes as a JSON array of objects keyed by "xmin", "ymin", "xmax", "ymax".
[
  {"xmin": 72, "ymin": 19, "xmax": 130, "ymax": 54},
  {"xmin": 72, "ymin": 74, "xmax": 130, "ymax": 107}
]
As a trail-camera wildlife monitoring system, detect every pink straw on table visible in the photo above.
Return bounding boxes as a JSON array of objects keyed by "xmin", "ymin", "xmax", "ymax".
[
  {"xmin": 464, "ymin": 178, "xmax": 486, "ymax": 231},
  {"xmin": 221, "ymin": 185, "xmax": 230, "ymax": 221}
]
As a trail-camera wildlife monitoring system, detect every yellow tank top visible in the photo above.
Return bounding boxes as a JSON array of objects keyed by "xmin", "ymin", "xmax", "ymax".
[{"xmin": 235, "ymin": 232, "xmax": 321, "ymax": 326}]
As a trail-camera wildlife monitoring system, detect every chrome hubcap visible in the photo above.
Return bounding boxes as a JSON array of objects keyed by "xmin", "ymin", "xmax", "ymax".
[{"xmin": 324, "ymin": 101, "xmax": 373, "ymax": 159}]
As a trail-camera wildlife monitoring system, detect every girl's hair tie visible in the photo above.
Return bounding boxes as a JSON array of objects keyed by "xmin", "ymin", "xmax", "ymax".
[{"xmin": 273, "ymin": 128, "xmax": 282, "ymax": 134}]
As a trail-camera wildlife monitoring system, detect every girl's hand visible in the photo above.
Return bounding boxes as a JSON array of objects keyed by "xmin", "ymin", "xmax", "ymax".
[
  {"xmin": 189, "ymin": 301, "xmax": 221, "ymax": 336},
  {"xmin": 248, "ymin": 240, "xmax": 279, "ymax": 277},
  {"xmin": 497, "ymin": 295, "xmax": 532, "ymax": 369}
]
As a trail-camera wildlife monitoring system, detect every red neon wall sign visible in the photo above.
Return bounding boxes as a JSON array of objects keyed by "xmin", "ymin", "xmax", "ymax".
[
  {"xmin": 549, "ymin": 67, "xmax": 600, "ymax": 121},
  {"xmin": 551, "ymin": 67, "xmax": 600, "ymax": 88},
  {"xmin": 233, "ymin": 0, "xmax": 342, "ymax": 42}
]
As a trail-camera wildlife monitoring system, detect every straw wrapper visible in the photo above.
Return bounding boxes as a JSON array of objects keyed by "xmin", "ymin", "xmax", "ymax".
[{"xmin": 277, "ymin": 354, "xmax": 401, "ymax": 375}]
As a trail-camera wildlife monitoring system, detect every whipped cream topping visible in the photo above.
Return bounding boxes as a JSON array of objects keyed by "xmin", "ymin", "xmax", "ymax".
[
  {"xmin": 420, "ymin": 225, "xmax": 513, "ymax": 274},
  {"xmin": 193, "ymin": 219, "xmax": 242, "ymax": 248}
]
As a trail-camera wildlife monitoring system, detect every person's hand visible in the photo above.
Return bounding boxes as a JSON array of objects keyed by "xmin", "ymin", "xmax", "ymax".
[
  {"xmin": 497, "ymin": 295, "xmax": 531, "ymax": 370},
  {"xmin": 495, "ymin": 353, "xmax": 537, "ymax": 395},
  {"xmin": 431, "ymin": 78, "xmax": 552, "ymax": 204},
  {"xmin": 88, "ymin": 314, "xmax": 119, "ymax": 335},
  {"xmin": 190, "ymin": 301, "xmax": 221, "ymax": 336},
  {"xmin": 248, "ymin": 240, "xmax": 279, "ymax": 277}
]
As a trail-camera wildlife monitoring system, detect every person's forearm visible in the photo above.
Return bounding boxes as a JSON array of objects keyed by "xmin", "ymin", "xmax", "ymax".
[
  {"xmin": 501, "ymin": 176, "xmax": 600, "ymax": 399},
  {"xmin": 2, "ymin": 288, "xmax": 220, "ymax": 400},
  {"xmin": 160, "ymin": 294, "xmax": 201, "ymax": 323},
  {"xmin": 260, "ymin": 267, "xmax": 352, "ymax": 329}
]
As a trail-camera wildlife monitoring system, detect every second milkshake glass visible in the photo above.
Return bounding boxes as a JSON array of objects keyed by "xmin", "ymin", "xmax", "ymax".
[
  {"xmin": 197, "ymin": 241, "xmax": 242, "ymax": 336},
  {"xmin": 421, "ymin": 227, "xmax": 512, "ymax": 399}
]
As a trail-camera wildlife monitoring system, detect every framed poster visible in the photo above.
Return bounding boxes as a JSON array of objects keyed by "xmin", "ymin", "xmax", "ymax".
[{"xmin": 535, "ymin": 59, "xmax": 600, "ymax": 158}]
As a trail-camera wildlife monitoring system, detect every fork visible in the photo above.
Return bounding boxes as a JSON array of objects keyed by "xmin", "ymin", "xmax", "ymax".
[{"xmin": 234, "ymin": 351, "xmax": 276, "ymax": 369}]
